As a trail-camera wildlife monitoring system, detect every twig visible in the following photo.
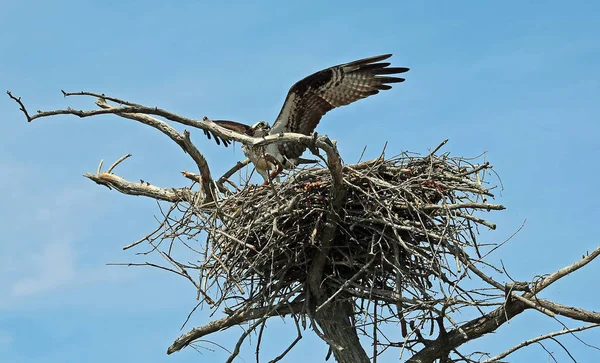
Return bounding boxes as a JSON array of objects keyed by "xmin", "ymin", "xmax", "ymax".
[
  {"xmin": 482, "ymin": 324, "xmax": 600, "ymax": 363},
  {"xmin": 6, "ymin": 91, "xmax": 33, "ymax": 121},
  {"xmin": 218, "ymin": 158, "xmax": 251, "ymax": 186},
  {"xmin": 107, "ymin": 153, "xmax": 132, "ymax": 173},
  {"xmin": 427, "ymin": 139, "xmax": 449, "ymax": 158},
  {"xmin": 315, "ymin": 257, "xmax": 375, "ymax": 313},
  {"xmin": 530, "ymin": 246, "xmax": 600, "ymax": 295},
  {"xmin": 168, "ymin": 303, "xmax": 304, "ymax": 354},
  {"xmin": 61, "ymin": 90, "xmax": 144, "ymax": 107}
]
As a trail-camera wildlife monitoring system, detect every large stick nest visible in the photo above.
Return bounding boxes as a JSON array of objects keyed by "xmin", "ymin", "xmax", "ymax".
[{"xmin": 186, "ymin": 149, "xmax": 502, "ymax": 317}]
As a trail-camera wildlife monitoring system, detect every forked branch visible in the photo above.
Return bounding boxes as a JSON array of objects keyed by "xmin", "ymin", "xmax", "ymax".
[{"xmin": 84, "ymin": 154, "xmax": 195, "ymax": 202}]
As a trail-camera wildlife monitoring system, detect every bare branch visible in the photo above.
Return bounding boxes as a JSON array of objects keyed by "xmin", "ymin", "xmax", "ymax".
[
  {"xmin": 61, "ymin": 90, "xmax": 144, "ymax": 107},
  {"xmin": 406, "ymin": 299, "xmax": 528, "ymax": 363},
  {"xmin": 107, "ymin": 153, "xmax": 131, "ymax": 173},
  {"xmin": 421, "ymin": 202, "xmax": 505, "ymax": 212},
  {"xmin": 217, "ymin": 158, "xmax": 251, "ymax": 187},
  {"xmin": 94, "ymin": 98, "xmax": 216, "ymax": 202},
  {"xmin": 7, "ymin": 90, "xmax": 33, "ymax": 121},
  {"xmin": 537, "ymin": 299, "xmax": 600, "ymax": 323},
  {"xmin": 530, "ymin": 246, "xmax": 600, "ymax": 295},
  {"xmin": 510, "ymin": 294, "xmax": 555, "ymax": 318},
  {"xmin": 84, "ymin": 172, "xmax": 193, "ymax": 202},
  {"xmin": 167, "ymin": 302, "xmax": 304, "ymax": 354},
  {"xmin": 427, "ymin": 138, "xmax": 449, "ymax": 158},
  {"xmin": 483, "ymin": 324, "xmax": 600, "ymax": 363},
  {"xmin": 181, "ymin": 171, "xmax": 202, "ymax": 184}
]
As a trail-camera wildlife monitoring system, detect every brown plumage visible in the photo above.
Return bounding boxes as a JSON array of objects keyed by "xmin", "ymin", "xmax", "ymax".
[
  {"xmin": 204, "ymin": 54, "xmax": 409, "ymax": 182},
  {"xmin": 203, "ymin": 120, "xmax": 252, "ymax": 146}
]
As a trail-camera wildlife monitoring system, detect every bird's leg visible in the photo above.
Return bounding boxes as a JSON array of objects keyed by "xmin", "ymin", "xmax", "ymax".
[
  {"xmin": 257, "ymin": 169, "xmax": 271, "ymax": 185},
  {"xmin": 269, "ymin": 164, "xmax": 283, "ymax": 180},
  {"xmin": 261, "ymin": 154, "xmax": 284, "ymax": 185}
]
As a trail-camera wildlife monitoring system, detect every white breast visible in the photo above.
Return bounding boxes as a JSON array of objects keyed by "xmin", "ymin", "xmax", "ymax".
[{"xmin": 242, "ymin": 144, "xmax": 275, "ymax": 172}]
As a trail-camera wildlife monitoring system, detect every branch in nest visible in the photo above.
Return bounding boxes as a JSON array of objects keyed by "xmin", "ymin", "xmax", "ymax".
[{"xmin": 217, "ymin": 158, "xmax": 251, "ymax": 189}]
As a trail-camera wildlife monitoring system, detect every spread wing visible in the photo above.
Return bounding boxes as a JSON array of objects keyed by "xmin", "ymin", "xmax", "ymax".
[
  {"xmin": 270, "ymin": 54, "xmax": 409, "ymax": 137},
  {"xmin": 203, "ymin": 120, "xmax": 252, "ymax": 147}
]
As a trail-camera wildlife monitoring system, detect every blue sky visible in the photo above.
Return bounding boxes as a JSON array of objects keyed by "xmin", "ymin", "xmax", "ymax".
[{"xmin": 1, "ymin": 1, "xmax": 599, "ymax": 362}]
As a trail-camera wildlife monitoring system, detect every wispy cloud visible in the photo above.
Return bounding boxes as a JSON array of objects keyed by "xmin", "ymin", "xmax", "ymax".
[
  {"xmin": 0, "ymin": 159, "xmax": 124, "ymax": 306},
  {"xmin": 11, "ymin": 242, "xmax": 76, "ymax": 298}
]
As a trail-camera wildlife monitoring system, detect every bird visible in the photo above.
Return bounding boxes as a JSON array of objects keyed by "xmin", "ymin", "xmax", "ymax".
[{"xmin": 202, "ymin": 54, "xmax": 409, "ymax": 183}]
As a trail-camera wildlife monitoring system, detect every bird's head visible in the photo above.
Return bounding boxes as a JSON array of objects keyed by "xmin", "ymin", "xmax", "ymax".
[{"xmin": 248, "ymin": 121, "xmax": 271, "ymax": 137}]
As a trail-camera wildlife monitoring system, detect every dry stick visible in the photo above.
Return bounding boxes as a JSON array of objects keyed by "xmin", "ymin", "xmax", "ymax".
[
  {"xmin": 269, "ymin": 316, "xmax": 303, "ymax": 363},
  {"xmin": 421, "ymin": 202, "xmax": 505, "ymax": 211},
  {"xmin": 182, "ymin": 129, "xmax": 216, "ymax": 201},
  {"xmin": 85, "ymin": 154, "xmax": 187, "ymax": 200},
  {"xmin": 97, "ymin": 159, "xmax": 104, "ymax": 174},
  {"xmin": 10, "ymin": 90, "xmax": 206, "ymax": 128},
  {"xmin": 168, "ymin": 301, "xmax": 304, "ymax": 354},
  {"xmin": 218, "ymin": 158, "xmax": 251, "ymax": 187},
  {"xmin": 61, "ymin": 90, "xmax": 144, "ymax": 107},
  {"xmin": 456, "ymin": 161, "xmax": 490, "ymax": 177},
  {"xmin": 107, "ymin": 153, "xmax": 132, "ymax": 173},
  {"xmin": 427, "ymin": 139, "xmax": 449, "ymax": 158},
  {"xmin": 452, "ymin": 211, "xmax": 496, "ymax": 230},
  {"xmin": 447, "ymin": 240, "xmax": 559, "ymax": 319},
  {"xmin": 529, "ymin": 245, "xmax": 600, "ymax": 295},
  {"xmin": 510, "ymin": 294, "xmax": 555, "ymax": 318},
  {"xmin": 535, "ymin": 299, "xmax": 600, "ymax": 323},
  {"xmin": 225, "ymin": 317, "xmax": 268, "ymax": 363},
  {"xmin": 123, "ymin": 217, "xmax": 169, "ymax": 250},
  {"xmin": 315, "ymin": 257, "xmax": 375, "ymax": 313},
  {"xmin": 181, "ymin": 171, "xmax": 202, "ymax": 184},
  {"xmin": 482, "ymin": 324, "xmax": 600, "ymax": 363},
  {"xmin": 84, "ymin": 172, "xmax": 191, "ymax": 202},
  {"xmin": 212, "ymin": 229, "xmax": 257, "ymax": 252}
]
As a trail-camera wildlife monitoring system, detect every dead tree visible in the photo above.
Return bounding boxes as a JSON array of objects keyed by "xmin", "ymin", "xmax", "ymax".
[{"xmin": 8, "ymin": 90, "xmax": 600, "ymax": 363}]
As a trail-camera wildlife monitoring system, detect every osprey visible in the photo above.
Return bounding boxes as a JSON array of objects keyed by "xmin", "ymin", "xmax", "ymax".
[{"xmin": 203, "ymin": 54, "xmax": 409, "ymax": 182}]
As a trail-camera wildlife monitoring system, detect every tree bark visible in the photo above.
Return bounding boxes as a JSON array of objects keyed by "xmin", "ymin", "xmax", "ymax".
[
  {"xmin": 314, "ymin": 299, "xmax": 370, "ymax": 363},
  {"xmin": 304, "ymin": 142, "xmax": 370, "ymax": 362},
  {"xmin": 406, "ymin": 300, "xmax": 527, "ymax": 363}
]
